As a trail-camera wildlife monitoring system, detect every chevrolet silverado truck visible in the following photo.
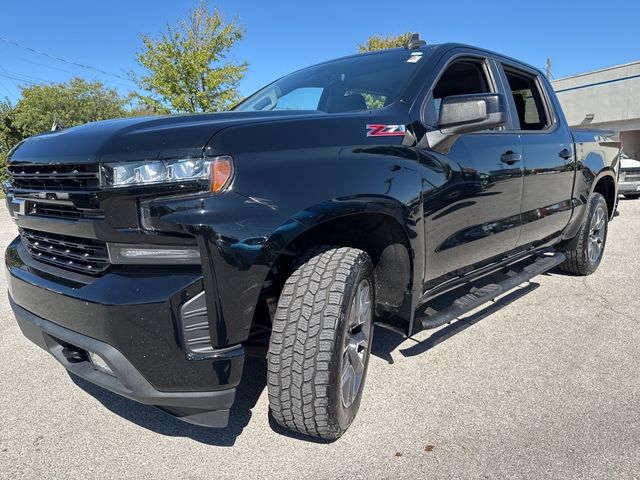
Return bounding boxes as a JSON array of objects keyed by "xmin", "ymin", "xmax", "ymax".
[{"xmin": 4, "ymin": 37, "xmax": 621, "ymax": 440}]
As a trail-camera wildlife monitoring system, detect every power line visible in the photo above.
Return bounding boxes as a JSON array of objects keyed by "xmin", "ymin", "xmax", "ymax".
[
  {"xmin": 0, "ymin": 36, "xmax": 136, "ymax": 85},
  {"xmin": 0, "ymin": 78, "xmax": 13, "ymax": 98},
  {"xmin": 0, "ymin": 66, "xmax": 141, "ymax": 97},
  {"xmin": 0, "ymin": 50, "xmax": 137, "ymax": 90},
  {"xmin": 0, "ymin": 66, "xmax": 137, "ymax": 93},
  {"xmin": 0, "ymin": 66, "xmax": 20, "ymax": 89},
  {"xmin": 0, "ymin": 64, "xmax": 46, "ymax": 86},
  {"xmin": 0, "ymin": 72, "xmax": 43, "ymax": 86},
  {"xmin": 1, "ymin": 67, "xmax": 56, "ymax": 85}
]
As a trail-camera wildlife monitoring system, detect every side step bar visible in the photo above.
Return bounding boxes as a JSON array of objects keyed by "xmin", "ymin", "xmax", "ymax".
[{"xmin": 416, "ymin": 252, "xmax": 566, "ymax": 331}]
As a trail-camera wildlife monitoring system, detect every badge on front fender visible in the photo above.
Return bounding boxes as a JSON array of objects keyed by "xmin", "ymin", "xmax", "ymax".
[{"xmin": 366, "ymin": 124, "xmax": 406, "ymax": 137}]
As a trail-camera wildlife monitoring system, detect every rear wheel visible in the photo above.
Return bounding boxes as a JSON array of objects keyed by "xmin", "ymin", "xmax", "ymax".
[
  {"xmin": 559, "ymin": 192, "xmax": 609, "ymax": 275},
  {"xmin": 267, "ymin": 246, "xmax": 374, "ymax": 439}
]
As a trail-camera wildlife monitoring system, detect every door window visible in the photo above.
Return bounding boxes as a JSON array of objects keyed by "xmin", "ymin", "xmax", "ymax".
[
  {"xmin": 425, "ymin": 59, "xmax": 493, "ymax": 124},
  {"xmin": 502, "ymin": 68, "xmax": 549, "ymax": 130}
]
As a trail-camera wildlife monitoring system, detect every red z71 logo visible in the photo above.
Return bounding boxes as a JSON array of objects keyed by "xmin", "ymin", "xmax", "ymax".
[{"xmin": 366, "ymin": 124, "xmax": 406, "ymax": 137}]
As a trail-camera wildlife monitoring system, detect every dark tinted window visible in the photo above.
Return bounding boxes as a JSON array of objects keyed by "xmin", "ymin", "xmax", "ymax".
[
  {"xmin": 503, "ymin": 68, "xmax": 549, "ymax": 130},
  {"xmin": 433, "ymin": 60, "xmax": 490, "ymax": 100},
  {"xmin": 430, "ymin": 60, "xmax": 491, "ymax": 118},
  {"xmin": 235, "ymin": 49, "xmax": 434, "ymax": 113}
]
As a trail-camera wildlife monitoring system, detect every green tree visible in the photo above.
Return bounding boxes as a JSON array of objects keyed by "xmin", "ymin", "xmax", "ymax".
[
  {"xmin": 357, "ymin": 33, "xmax": 420, "ymax": 109},
  {"xmin": 358, "ymin": 33, "xmax": 414, "ymax": 52},
  {"xmin": 133, "ymin": 1, "xmax": 247, "ymax": 113},
  {"xmin": 10, "ymin": 78, "xmax": 128, "ymax": 138},
  {"xmin": 0, "ymin": 100, "xmax": 18, "ymax": 150},
  {"xmin": 0, "ymin": 100, "xmax": 19, "ymax": 182}
]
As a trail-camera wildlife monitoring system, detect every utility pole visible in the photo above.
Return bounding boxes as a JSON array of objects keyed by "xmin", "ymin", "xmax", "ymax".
[{"xmin": 546, "ymin": 58, "xmax": 552, "ymax": 80}]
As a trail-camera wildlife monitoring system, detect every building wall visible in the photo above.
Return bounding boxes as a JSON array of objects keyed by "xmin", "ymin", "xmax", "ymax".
[
  {"xmin": 552, "ymin": 61, "xmax": 640, "ymax": 158},
  {"xmin": 552, "ymin": 61, "xmax": 640, "ymax": 130}
]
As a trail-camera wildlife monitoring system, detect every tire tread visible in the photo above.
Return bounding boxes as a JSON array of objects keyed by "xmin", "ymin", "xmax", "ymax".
[
  {"xmin": 559, "ymin": 192, "xmax": 608, "ymax": 275},
  {"xmin": 267, "ymin": 245, "xmax": 367, "ymax": 438}
]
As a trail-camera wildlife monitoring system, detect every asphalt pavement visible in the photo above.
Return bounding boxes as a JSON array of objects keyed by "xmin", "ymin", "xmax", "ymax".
[{"xmin": 1, "ymin": 199, "xmax": 638, "ymax": 479}]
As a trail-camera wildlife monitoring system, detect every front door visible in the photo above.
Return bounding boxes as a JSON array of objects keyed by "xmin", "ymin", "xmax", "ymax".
[{"xmin": 416, "ymin": 56, "xmax": 525, "ymax": 287}]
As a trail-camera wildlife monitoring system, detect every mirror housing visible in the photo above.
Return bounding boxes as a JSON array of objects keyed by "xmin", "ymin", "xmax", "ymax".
[{"xmin": 438, "ymin": 93, "xmax": 508, "ymax": 134}]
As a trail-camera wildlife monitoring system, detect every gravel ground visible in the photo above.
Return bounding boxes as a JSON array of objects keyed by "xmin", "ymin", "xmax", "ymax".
[{"xmin": 0, "ymin": 199, "xmax": 638, "ymax": 480}]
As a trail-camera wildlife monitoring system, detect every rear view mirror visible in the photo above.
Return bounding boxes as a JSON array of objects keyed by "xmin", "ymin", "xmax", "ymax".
[{"xmin": 438, "ymin": 93, "xmax": 508, "ymax": 134}]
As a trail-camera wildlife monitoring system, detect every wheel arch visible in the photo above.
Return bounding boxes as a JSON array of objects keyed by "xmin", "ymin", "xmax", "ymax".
[
  {"xmin": 591, "ymin": 172, "xmax": 617, "ymax": 219},
  {"xmin": 288, "ymin": 212, "xmax": 413, "ymax": 312},
  {"xmin": 560, "ymin": 169, "xmax": 617, "ymax": 252},
  {"xmin": 254, "ymin": 205, "xmax": 418, "ymax": 336}
]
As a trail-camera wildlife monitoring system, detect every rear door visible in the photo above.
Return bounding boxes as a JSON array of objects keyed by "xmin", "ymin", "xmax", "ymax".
[
  {"xmin": 415, "ymin": 52, "xmax": 525, "ymax": 286},
  {"xmin": 497, "ymin": 63, "xmax": 576, "ymax": 246}
]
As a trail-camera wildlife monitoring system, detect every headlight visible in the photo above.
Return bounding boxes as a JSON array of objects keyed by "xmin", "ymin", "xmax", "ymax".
[
  {"xmin": 102, "ymin": 156, "xmax": 234, "ymax": 192},
  {"xmin": 619, "ymin": 171, "xmax": 626, "ymax": 182}
]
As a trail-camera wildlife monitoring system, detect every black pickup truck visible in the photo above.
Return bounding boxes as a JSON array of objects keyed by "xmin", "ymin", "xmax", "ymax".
[{"xmin": 4, "ymin": 38, "xmax": 620, "ymax": 440}]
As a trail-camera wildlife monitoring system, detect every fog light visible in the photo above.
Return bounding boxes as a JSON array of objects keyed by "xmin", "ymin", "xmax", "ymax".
[
  {"xmin": 88, "ymin": 351, "xmax": 115, "ymax": 376},
  {"xmin": 107, "ymin": 244, "xmax": 201, "ymax": 265}
]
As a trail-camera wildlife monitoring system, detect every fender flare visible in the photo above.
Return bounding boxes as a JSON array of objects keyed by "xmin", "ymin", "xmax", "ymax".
[
  {"xmin": 561, "ymin": 168, "xmax": 617, "ymax": 248},
  {"xmin": 259, "ymin": 197, "xmax": 422, "ymax": 329},
  {"xmin": 261, "ymin": 195, "xmax": 420, "ymax": 273}
]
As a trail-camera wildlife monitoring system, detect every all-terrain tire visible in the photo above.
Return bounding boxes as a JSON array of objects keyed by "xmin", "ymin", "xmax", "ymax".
[
  {"xmin": 559, "ymin": 192, "xmax": 609, "ymax": 275},
  {"xmin": 267, "ymin": 246, "xmax": 374, "ymax": 439}
]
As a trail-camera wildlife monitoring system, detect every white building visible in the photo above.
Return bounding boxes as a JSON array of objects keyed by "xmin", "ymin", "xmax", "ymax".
[{"xmin": 552, "ymin": 61, "xmax": 640, "ymax": 159}]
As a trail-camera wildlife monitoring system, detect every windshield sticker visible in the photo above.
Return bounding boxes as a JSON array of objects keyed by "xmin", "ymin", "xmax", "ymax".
[
  {"xmin": 366, "ymin": 124, "xmax": 406, "ymax": 137},
  {"xmin": 407, "ymin": 52, "xmax": 423, "ymax": 63}
]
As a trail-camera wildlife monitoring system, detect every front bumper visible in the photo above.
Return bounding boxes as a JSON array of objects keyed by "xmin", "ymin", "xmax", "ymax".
[
  {"xmin": 11, "ymin": 298, "xmax": 238, "ymax": 427},
  {"xmin": 4, "ymin": 175, "xmax": 299, "ymax": 428},
  {"xmin": 619, "ymin": 180, "xmax": 640, "ymax": 194},
  {"xmin": 6, "ymin": 238, "xmax": 245, "ymax": 427}
]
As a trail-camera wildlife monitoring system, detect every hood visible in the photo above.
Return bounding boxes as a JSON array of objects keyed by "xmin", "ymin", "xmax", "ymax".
[{"xmin": 8, "ymin": 110, "xmax": 327, "ymax": 165}]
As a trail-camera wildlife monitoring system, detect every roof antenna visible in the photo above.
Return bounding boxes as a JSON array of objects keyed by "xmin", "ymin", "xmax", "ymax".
[
  {"xmin": 51, "ymin": 120, "xmax": 65, "ymax": 131},
  {"xmin": 404, "ymin": 33, "xmax": 426, "ymax": 50}
]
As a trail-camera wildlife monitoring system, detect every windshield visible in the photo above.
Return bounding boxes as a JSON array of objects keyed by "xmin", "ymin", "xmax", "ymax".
[{"xmin": 234, "ymin": 49, "xmax": 432, "ymax": 113}]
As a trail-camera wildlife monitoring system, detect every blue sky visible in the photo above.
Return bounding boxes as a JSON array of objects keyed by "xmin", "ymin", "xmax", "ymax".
[{"xmin": 1, "ymin": 0, "xmax": 638, "ymax": 105}]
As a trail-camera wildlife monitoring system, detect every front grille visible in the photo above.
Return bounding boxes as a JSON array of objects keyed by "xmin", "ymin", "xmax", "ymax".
[
  {"xmin": 27, "ymin": 202, "xmax": 105, "ymax": 220},
  {"xmin": 8, "ymin": 164, "xmax": 100, "ymax": 191},
  {"xmin": 20, "ymin": 229, "xmax": 110, "ymax": 275},
  {"xmin": 623, "ymin": 168, "xmax": 640, "ymax": 181},
  {"xmin": 29, "ymin": 203, "xmax": 82, "ymax": 219}
]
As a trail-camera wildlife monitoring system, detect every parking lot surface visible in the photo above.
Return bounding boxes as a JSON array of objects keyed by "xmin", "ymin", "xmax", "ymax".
[{"xmin": 1, "ymin": 200, "xmax": 639, "ymax": 479}]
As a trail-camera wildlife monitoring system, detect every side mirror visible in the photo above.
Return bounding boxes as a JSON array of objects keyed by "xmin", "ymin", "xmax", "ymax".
[{"xmin": 438, "ymin": 93, "xmax": 508, "ymax": 134}]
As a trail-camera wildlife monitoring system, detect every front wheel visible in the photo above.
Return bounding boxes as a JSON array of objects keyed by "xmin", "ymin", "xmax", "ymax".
[
  {"xmin": 267, "ymin": 246, "xmax": 375, "ymax": 439},
  {"xmin": 559, "ymin": 192, "xmax": 609, "ymax": 275}
]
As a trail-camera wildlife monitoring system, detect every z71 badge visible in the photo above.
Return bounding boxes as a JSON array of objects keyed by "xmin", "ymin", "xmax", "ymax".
[{"xmin": 366, "ymin": 124, "xmax": 406, "ymax": 137}]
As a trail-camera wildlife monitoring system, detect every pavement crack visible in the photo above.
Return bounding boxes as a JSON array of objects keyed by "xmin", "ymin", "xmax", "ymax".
[{"xmin": 581, "ymin": 278, "xmax": 639, "ymax": 324}]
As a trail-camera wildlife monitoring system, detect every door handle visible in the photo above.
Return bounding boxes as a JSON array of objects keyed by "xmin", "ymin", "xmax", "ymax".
[
  {"xmin": 500, "ymin": 151, "xmax": 522, "ymax": 165},
  {"xmin": 559, "ymin": 148, "xmax": 573, "ymax": 160}
]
